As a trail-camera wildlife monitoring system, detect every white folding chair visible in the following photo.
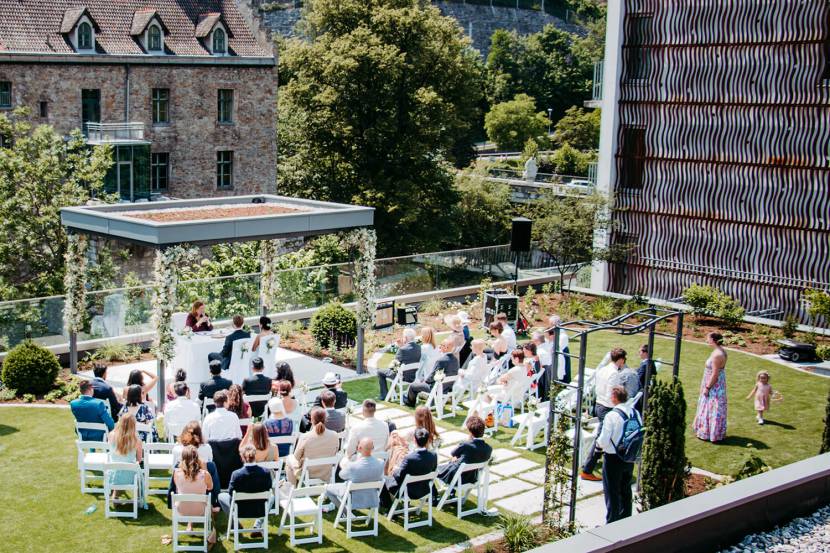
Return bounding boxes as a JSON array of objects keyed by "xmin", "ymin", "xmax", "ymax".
[
  {"xmin": 201, "ymin": 398, "xmax": 215, "ymax": 420},
  {"xmin": 104, "ymin": 461, "xmax": 143, "ymax": 519},
  {"xmin": 256, "ymin": 336, "xmax": 279, "ymax": 379},
  {"xmin": 171, "ymin": 312, "xmax": 189, "ymax": 331},
  {"xmin": 422, "ymin": 377, "xmax": 458, "ymax": 420},
  {"xmin": 165, "ymin": 420, "xmax": 187, "ymax": 443},
  {"xmin": 436, "ymin": 462, "xmax": 490, "ymax": 519},
  {"xmin": 135, "ymin": 422, "xmax": 156, "ymax": 443},
  {"xmin": 238, "ymin": 418, "xmax": 253, "ymax": 429},
  {"xmin": 462, "ymin": 393, "xmax": 498, "ymax": 436},
  {"xmin": 268, "ymin": 435, "xmax": 298, "ymax": 458},
  {"xmin": 172, "ymin": 493, "xmax": 212, "ymax": 552},
  {"xmin": 75, "ymin": 421, "xmax": 110, "ymax": 442},
  {"xmin": 143, "ymin": 442, "xmax": 175, "ymax": 496},
  {"xmin": 76, "ymin": 440, "xmax": 110, "ymax": 494},
  {"xmin": 257, "ymin": 460, "xmax": 284, "ymax": 517},
  {"xmin": 297, "ymin": 454, "xmax": 342, "ymax": 488},
  {"xmin": 227, "ymin": 338, "xmax": 254, "ymax": 386},
  {"xmin": 333, "ymin": 480, "xmax": 384, "ymax": 538},
  {"xmin": 226, "ymin": 491, "xmax": 271, "ymax": 551},
  {"xmin": 511, "ymin": 401, "xmax": 550, "ymax": 450},
  {"xmin": 278, "ymin": 484, "xmax": 327, "ymax": 546},
  {"xmin": 384, "ymin": 362, "xmax": 420, "ymax": 405},
  {"xmin": 243, "ymin": 394, "xmax": 271, "ymax": 418},
  {"xmin": 387, "ymin": 471, "xmax": 437, "ymax": 530}
]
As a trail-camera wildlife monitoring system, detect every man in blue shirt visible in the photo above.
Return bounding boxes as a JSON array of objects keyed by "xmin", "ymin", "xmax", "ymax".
[{"xmin": 70, "ymin": 379, "xmax": 115, "ymax": 441}]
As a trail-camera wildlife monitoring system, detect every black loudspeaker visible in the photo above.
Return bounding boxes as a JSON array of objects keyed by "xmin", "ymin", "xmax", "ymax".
[{"xmin": 510, "ymin": 217, "xmax": 532, "ymax": 252}]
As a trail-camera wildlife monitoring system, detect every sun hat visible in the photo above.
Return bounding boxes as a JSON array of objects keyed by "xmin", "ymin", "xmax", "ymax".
[
  {"xmin": 456, "ymin": 310, "xmax": 471, "ymax": 325},
  {"xmin": 322, "ymin": 372, "xmax": 338, "ymax": 386},
  {"xmin": 267, "ymin": 397, "xmax": 285, "ymax": 416}
]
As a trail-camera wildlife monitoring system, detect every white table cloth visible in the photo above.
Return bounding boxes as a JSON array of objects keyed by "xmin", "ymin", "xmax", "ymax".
[{"xmin": 172, "ymin": 330, "xmax": 229, "ymax": 390}]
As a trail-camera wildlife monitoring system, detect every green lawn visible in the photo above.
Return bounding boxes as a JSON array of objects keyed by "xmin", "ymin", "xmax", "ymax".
[{"xmin": 368, "ymin": 330, "xmax": 830, "ymax": 475}]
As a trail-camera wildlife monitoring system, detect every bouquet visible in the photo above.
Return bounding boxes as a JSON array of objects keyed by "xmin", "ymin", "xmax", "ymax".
[
  {"xmin": 433, "ymin": 369, "xmax": 445, "ymax": 383},
  {"xmin": 240, "ymin": 342, "xmax": 249, "ymax": 359},
  {"xmin": 177, "ymin": 327, "xmax": 193, "ymax": 340},
  {"xmin": 265, "ymin": 337, "xmax": 276, "ymax": 353},
  {"xmin": 389, "ymin": 343, "xmax": 399, "ymax": 354},
  {"xmin": 389, "ymin": 359, "xmax": 401, "ymax": 373},
  {"xmin": 527, "ymin": 395, "xmax": 540, "ymax": 410},
  {"xmin": 415, "ymin": 336, "xmax": 423, "ymax": 345}
]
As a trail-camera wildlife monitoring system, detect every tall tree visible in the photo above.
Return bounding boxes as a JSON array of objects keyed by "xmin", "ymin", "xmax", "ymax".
[
  {"xmin": 0, "ymin": 109, "xmax": 112, "ymax": 300},
  {"xmin": 453, "ymin": 167, "xmax": 513, "ymax": 248},
  {"xmin": 277, "ymin": 0, "xmax": 485, "ymax": 256},
  {"xmin": 484, "ymin": 93, "xmax": 549, "ymax": 151},
  {"xmin": 552, "ymin": 106, "xmax": 601, "ymax": 151}
]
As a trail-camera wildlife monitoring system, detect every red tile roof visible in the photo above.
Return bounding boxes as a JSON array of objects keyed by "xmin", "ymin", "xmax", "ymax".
[
  {"xmin": 0, "ymin": 0, "xmax": 269, "ymax": 57},
  {"xmin": 130, "ymin": 9, "xmax": 166, "ymax": 36}
]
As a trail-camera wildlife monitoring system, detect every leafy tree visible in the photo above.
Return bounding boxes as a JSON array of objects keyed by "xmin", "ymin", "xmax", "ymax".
[
  {"xmin": 804, "ymin": 288, "xmax": 830, "ymax": 325},
  {"xmin": 821, "ymin": 387, "xmax": 830, "ymax": 454},
  {"xmin": 529, "ymin": 191, "xmax": 625, "ymax": 292},
  {"xmin": 552, "ymin": 106, "xmax": 601, "ymax": 151},
  {"xmin": 453, "ymin": 167, "xmax": 513, "ymax": 248},
  {"xmin": 484, "ymin": 94, "xmax": 549, "ymax": 151},
  {"xmin": 639, "ymin": 379, "xmax": 689, "ymax": 510},
  {"xmin": 486, "ymin": 25, "xmax": 596, "ymax": 122},
  {"xmin": 277, "ymin": 0, "xmax": 485, "ymax": 256},
  {"xmin": 0, "ymin": 108, "xmax": 113, "ymax": 300},
  {"xmin": 543, "ymin": 144, "xmax": 595, "ymax": 175}
]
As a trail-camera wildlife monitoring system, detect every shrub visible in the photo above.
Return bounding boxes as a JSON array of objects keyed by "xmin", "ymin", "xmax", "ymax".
[
  {"xmin": 310, "ymin": 302, "xmax": 357, "ymax": 349},
  {"xmin": 713, "ymin": 294, "xmax": 745, "ymax": 327},
  {"xmin": 682, "ymin": 283, "xmax": 745, "ymax": 326},
  {"xmin": 731, "ymin": 448, "xmax": 771, "ymax": 481},
  {"xmin": 802, "ymin": 332, "xmax": 818, "ymax": 346},
  {"xmin": 1, "ymin": 340, "xmax": 60, "ymax": 395},
  {"xmin": 498, "ymin": 513, "xmax": 539, "ymax": 553},
  {"xmin": 419, "ymin": 296, "xmax": 443, "ymax": 317},
  {"xmin": 821, "ymin": 387, "xmax": 830, "ymax": 454},
  {"xmin": 639, "ymin": 379, "xmax": 689, "ymax": 510},
  {"xmin": 22, "ymin": 393, "xmax": 35, "ymax": 403},
  {"xmin": 558, "ymin": 296, "xmax": 586, "ymax": 320},
  {"xmin": 781, "ymin": 315, "xmax": 798, "ymax": 339},
  {"xmin": 44, "ymin": 389, "xmax": 64, "ymax": 403},
  {"xmin": 88, "ymin": 341, "xmax": 141, "ymax": 363},
  {"xmin": 722, "ymin": 331, "xmax": 747, "ymax": 348},
  {"xmin": 589, "ymin": 297, "xmax": 616, "ymax": 321},
  {"xmin": 816, "ymin": 345, "xmax": 830, "ymax": 361},
  {"xmin": 0, "ymin": 387, "xmax": 16, "ymax": 401}
]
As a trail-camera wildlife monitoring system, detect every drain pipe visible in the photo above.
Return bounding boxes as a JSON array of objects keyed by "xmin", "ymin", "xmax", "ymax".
[{"xmin": 123, "ymin": 63, "xmax": 130, "ymax": 122}]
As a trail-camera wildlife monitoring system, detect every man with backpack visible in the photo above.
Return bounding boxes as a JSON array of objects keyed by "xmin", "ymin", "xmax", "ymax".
[{"xmin": 596, "ymin": 385, "xmax": 643, "ymax": 524}]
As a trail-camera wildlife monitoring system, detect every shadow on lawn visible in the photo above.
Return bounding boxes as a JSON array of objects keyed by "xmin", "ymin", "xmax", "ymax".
[
  {"xmin": 716, "ymin": 435, "xmax": 770, "ymax": 450},
  {"xmin": 760, "ymin": 420, "xmax": 796, "ymax": 430},
  {"xmin": 0, "ymin": 424, "xmax": 18, "ymax": 437}
]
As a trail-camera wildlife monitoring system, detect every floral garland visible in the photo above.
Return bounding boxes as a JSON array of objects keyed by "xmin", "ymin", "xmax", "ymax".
[
  {"xmin": 259, "ymin": 239, "xmax": 283, "ymax": 312},
  {"xmin": 63, "ymin": 233, "xmax": 89, "ymax": 334},
  {"xmin": 151, "ymin": 245, "xmax": 198, "ymax": 362},
  {"xmin": 344, "ymin": 228, "xmax": 377, "ymax": 328}
]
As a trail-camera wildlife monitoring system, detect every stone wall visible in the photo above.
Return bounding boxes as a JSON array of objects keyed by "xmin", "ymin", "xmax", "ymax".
[
  {"xmin": 254, "ymin": 2, "xmax": 582, "ymax": 57},
  {"xmin": 0, "ymin": 62, "xmax": 277, "ymax": 198}
]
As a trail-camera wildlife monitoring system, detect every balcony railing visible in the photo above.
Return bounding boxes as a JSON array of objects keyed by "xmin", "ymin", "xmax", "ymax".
[
  {"xmin": 584, "ymin": 60, "xmax": 603, "ymax": 109},
  {"xmin": 85, "ymin": 122, "xmax": 148, "ymax": 145}
]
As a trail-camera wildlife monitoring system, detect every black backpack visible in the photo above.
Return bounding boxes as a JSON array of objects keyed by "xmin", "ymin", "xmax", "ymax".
[{"xmin": 611, "ymin": 407, "xmax": 644, "ymax": 463}]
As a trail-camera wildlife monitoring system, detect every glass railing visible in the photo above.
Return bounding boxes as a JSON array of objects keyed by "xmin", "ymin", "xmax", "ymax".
[{"xmin": 0, "ymin": 244, "xmax": 567, "ymax": 351}]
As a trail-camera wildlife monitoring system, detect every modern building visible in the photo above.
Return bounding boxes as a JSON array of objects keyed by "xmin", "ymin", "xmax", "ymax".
[
  {"xmin": 0, "ymin": 0, "xmax": 277, "ymax": 201},
  {"xmin": 591, "ymin": 0, "xmax": 830, "ymax": 321}
]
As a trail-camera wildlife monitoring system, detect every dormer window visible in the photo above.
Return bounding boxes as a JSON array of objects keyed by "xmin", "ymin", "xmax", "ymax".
[
  {"xmin": 148, "ymin": 25, "xmax": 162, "ymax": 52},
  {"xmin": 212, "ymin": 28, "xmax": 226, "ymax": 55},
  {"xmin": 78, "ymin": 22, "xmax": 93, "ymax": 50},
  {"xmin": 61, "ymin": 8, "xmax": 100, "ymax": 53}
]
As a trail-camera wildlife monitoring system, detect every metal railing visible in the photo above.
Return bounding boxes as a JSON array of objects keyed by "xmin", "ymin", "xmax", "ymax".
[
  {"xmin": 592, "ymin": 60, "xmax": 604, "ymax": 102},
  {"xmin": 85, "ymin": 122, "xmax": 147, "ymax": 144}
]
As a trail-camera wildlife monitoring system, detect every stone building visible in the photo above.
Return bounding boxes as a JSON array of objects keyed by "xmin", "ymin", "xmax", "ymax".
[
  {"xmin": 0, "ymin": 0, "xmax": 277, "ymax": 201},
  {"xmin": 591, "ymin": 0, "xmax": 830, "ymax": 321}
]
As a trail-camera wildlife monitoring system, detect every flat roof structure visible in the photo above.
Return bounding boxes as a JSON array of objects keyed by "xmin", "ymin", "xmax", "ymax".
[{"xmin": 61, "ymin": 195, "xmax": 375, "ymax": 246}]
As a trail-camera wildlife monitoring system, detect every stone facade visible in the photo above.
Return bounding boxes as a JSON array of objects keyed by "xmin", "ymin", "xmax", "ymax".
[{"xmin": 0, "ymin": 61, "xmax": 277, "ymax": 199}]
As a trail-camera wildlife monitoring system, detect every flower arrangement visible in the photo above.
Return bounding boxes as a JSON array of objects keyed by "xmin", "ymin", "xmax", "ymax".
[
  {"xmin": 343, "ymin": 228, "xmax": 377, "ymax": 329},
  {"xmin": 527, "ymin": 395, "xmax": 540, "ymax": 410},
  {"xmin": 259, "ymin": 239, "xmax": 284, "ymax": 311},
  {"xmin": 434, "ymin": 369, "xmax": 445, "ymax": 383},
  {"xmin": 177, "ymin": 327, "xmax": 194, "ymax": 340},
  {"xmin": 265, "ymin": 337, "xmax": 276, "ymax": 352},
  {"xmin": 151, "ymin": 245, "xmax": 199, "ymax": 363},
  {"xmin": 389, "ymin": 359, "xmax": 401, "ymax": 373},
  {"xmin": 63, "ymin": 233, "xmax": 89, "ymax": 335},
  {"xmin": 240, "ymin": 342, "xmax": 250, "ymax": 359}
]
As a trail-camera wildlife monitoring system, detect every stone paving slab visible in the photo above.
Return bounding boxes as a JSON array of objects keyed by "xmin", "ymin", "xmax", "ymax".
[
  {"xmin": 393, "ymin": 415, "xmax": 416, "ymax": 428},
  {"xmin": 494, "ymin": 487, "xmax": 544, "ymax": 515},
  {"xmin": 490, "ymin": 458, "xmax": 539, "ymax": 477},
  {"xmin": 516, "ymin": 467, "xmax": 546, "ymax": 485},
  {"xmin": 378, "ymin": 408, "xmax": 411, "ymax": 420},
  {"xmin": 490, "ymin": 448, "xmax": 521, "ymax": 463},
  {"xmin": 477, "ymin": 478, "xmax": 537, "ymax": 501},
  {"xmin": 440, "ymin": 431, "xmax": 469, "ymax": 445}
]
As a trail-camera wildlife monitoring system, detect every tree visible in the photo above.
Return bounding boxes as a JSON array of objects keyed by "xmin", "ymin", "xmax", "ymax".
[
  {"xmin": 639, "ymin": 379, "xmax": 689, "ymax": 510},
  {"xmin": 453, "ymin": 167, "xmax": 513, "ymax": 248},
  {"xmin": 0, "ymin": 108, "xmax": 113, "ymax": 300},
  {"xmin": 552, "ymin": 106, "xmax": 601, "ymax": 151},
  {"xmin": 543, "ymin": 143, "xmax": 595, "ymax": 175},
  {"xmin": 486, "ymin": 25, "xmax": 596, "ymax": 122},
  {"xmin": 484, "ymin": 94, "xmax": 549, "ymax": 151},
  {"xmin": 277, "ymin": 0, "xmax": 485, "ymax": 256},
  {"xmin": 529, "ymin": 191, "xmax": 624, "ymax": 291}
]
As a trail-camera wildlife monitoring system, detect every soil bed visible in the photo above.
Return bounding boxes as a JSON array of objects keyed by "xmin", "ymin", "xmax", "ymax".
[{"xmin": 123, "ymin": 203, "xmax": 305, "ymax": 223}]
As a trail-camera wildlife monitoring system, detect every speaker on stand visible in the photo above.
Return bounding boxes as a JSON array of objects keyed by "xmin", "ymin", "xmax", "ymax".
[{"xmin": 510, "ymin": 217, "xmax": 532, "ymax": 292}]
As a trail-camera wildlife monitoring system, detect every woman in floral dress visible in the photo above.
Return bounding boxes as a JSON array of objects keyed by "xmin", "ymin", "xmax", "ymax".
[{"xmin": 693, "ymin": 332, "xmax": 728, "ymax": 442}]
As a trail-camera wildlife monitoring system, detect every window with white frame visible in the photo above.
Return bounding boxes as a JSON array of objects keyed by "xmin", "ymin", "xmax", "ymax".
[{"xmin": 77, "ymin": 20, "xmax": 94, "ymax": 51}]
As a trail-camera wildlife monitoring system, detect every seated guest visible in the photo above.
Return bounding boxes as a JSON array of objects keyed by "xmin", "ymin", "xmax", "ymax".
[
  {"xmin": 487, "ymin": 322, "xmax": 509, "ymax": 360},
  {"xmin": 327, "ymin": 437, "xmax": 384, "ymax": 509},
  {"xmin": 164, "ymin": 382, "xmax": 201, "ymax": 433},
  {"xmin": 381, "ymin": 428, "xmax": 438, "ymax": 509},
  {"xmin": 226, "ymin": 384, "xmax": 251, "ymax": 435},
  {"xmin": 199, "ymin": 359, "xmax": 232, "ymax": 410},
  {"xmin": 274, "ymin": 380, "xmax": 302, "ymax": 428},
  {"xmin": 532, "ymin": 332, "xmax": 553, "ymax": 368},
  {"xmin": 454, "ymin": 339, "xmax": 490, "ymax": 396},
  {"xmin": 251, "ymin": 316, "xmax": 275, "ymax": 352},
  {"xmin": 483, "ymin": 350, "xmax": 532, "ymax": 407},
  {"xmin": 208, "ymin": 314, "xmax": 250, "ymax": 372},
  {"xmin": 386, "ymin": 406, "xmax": 438, "ymax": 475},
  {"xmin": 173, "ymin": 445, "xmax": 217, "ymax": 544},
  {"xmin": 263, "ymin": 397, "xmax": 294, "ymax": 457},
  {"xmin": 71, "ymin": 379, "xmax": 114, "ymax": 441},
  {"xmin": 522, "ymin": 343, "xmax": 542, "ymax": 375},
  {"xmin": 405, "ymin": 337, "xmax": 459, "ymax": 408},
  {"xmin": 419, "ymin": 326, "xmax": 438, "ymax": 372},
  {"xmin": 438, "ymin": 416, "xmax": 492, "ymax": 486},
  {"xmin": 344, "ymin": 400, "xmax": 389, "ymax": 460},
  {"xmin": 107, "ymin": 413, "xmax": 143, "ymax": 497},
  {"xmin": 126, "ymin": 368, "xmax": 160, "ymax": 410},
  {"xmin": 185, "ymin": 300, "xmax": 213, "ymax": 332},
  {"xmin": 377, "ymin": 328, "xmax": 421, "ymax": 401},
  {"xmin": 202, "ymin": 390, "xmax": 243, "ymax": 442},
  {"xmin": 301, "ymin": 389, "xmax": 345, "ymax": 433},
  {"xmin": 239, "ymin": 422, "xmax": 280, "ymax": 463},
  {"xmin": 242, "ymin": 357, "xmax": 272, "ymax": 417},
  {"xmin": 218, "ymin": 445, "xmax": 272, "ymax": 528},
  {"xmin": 172, "ymin": 421, "xmax": 221, "ymax": 509},
  {"xmin": 119, "ymin": 384, "xmax": 158, "ymax": 442},
  {"xmin": 166, "ymin": 369, "xmax": 188, "ymax": 403},
  {"xmin": 312, "ymin": 372, "xmax": 348, "ymax": 409},
  {"xmin": 274, "ymin": 362, "xmax": 295, "ymax": 389},
  {"xmin": 444, "ymin": 315, "xmax": 466, "ymax": 360},
  {"xmin": 496, "ymin": 312, "xmax": 517, "ymax": 352},
  {"xmin": 286, "ymin": 407, "xmax": 339, "ymax": 486},
  {"xmin": 91, "ymin": 362, "xmax": 122, "ymax": 420}
]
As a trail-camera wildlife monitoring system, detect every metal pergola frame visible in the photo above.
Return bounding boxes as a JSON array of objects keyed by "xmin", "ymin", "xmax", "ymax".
[
  {"xmin": 545, "ymin": 306, "xmax": 685, "ymax": 525},
  {"xmin": 60, "ymin": 195, "xmax": 375, "ymax": 408}
]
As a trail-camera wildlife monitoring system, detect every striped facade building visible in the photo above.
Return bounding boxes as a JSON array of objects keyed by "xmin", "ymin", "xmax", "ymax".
[{"xmin": 591, "ymin": 0, "xmax": 830, "ymax": 321}]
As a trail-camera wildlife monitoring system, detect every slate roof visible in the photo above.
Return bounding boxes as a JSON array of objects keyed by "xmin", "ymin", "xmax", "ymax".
[
  {"xmin": 130, "ymin": 9, "xmax": 168, "ymax": 36},
  {"xmin": 0, "ymin": 0, "xmax": 269, "ymax": 57}
]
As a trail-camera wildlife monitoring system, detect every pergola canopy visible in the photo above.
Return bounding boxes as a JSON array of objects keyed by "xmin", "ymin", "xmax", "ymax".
[{"xmin": 60, "ymin": 194, "xmax": 374, "ymax": 247}]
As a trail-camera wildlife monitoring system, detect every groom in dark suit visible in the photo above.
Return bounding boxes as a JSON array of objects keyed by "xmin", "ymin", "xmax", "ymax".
[
  {"xmin": 377, "ymin": 327, "xmax": 421, "ymax": 400},
  {"xmin": 208, "ymin": 314, "xmax": 250, "ymax": 372}
]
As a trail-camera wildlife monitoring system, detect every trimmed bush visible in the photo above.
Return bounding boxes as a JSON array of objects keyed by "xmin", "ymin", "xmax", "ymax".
[
  {"xmin": 682, "ymin": 283, "xmax": 745, "ymax": 327},
  {"xmin": 1, "ymin": 340, "xmax": 60, "ymax": 395},
  {"xmin": 310, "ymin": 302, "xmax": 357, "ymax": 349},
  {"xmin": 498, "ymin": 513, "xmax": 539, "ymax": 553},
  {"xmin": 816, "ymin": 345, "xmax": 830, "ymax": 362}
]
